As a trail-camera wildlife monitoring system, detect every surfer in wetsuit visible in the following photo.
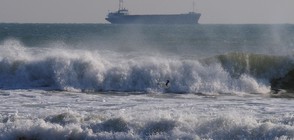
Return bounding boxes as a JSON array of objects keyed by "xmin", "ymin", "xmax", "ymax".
[{"xmin": 165, "ymin": 80, "xmax": 170, "ymax": 87}]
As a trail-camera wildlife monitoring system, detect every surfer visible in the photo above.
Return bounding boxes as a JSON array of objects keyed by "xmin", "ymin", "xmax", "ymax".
[
  {"xmin": 165, "ymin": 80, "xmax": 170, "ymax": 87},
  {"xmin": 156, "ymin": 79, "xmax": 170, "ymax": 89}
]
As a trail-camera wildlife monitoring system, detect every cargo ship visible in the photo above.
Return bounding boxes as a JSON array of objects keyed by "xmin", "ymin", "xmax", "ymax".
[{"xmin": 105, "ymin": 0, "xmax": 201, "ymax": 24}]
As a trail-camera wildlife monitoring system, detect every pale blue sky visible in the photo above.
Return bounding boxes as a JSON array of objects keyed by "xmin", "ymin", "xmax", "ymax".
[{"xmin": 1, "ymin": 0, "xmax": 294, "ymax": 24}]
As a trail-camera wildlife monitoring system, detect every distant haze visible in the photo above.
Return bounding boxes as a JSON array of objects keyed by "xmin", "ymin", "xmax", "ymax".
[{"xmin": 1, "ymin": 0, "xmax": 294, "ymax": 24}]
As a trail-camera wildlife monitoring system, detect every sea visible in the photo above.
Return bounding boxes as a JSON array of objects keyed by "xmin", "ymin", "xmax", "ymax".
[{"xmin": 0, "ymin": 23, "xmax": 293, "ymax": 140}]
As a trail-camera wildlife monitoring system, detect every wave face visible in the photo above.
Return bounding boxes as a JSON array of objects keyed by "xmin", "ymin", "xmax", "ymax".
[
  {"xmin": 1, "ymin": 39, "xmax": 294, "ymax": 94},
  {"xmin": 1, "ymin": 24, "xmax": 294, "ymax": 94}
]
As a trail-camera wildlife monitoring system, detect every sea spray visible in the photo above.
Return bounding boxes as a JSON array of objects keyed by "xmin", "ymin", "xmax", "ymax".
[{"xmin": 0, "ymin": 40, "xmax": 275, "ymax": 94}]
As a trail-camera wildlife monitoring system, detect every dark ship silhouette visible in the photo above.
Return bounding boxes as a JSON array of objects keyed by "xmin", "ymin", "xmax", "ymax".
[{"xmin": 106, "ymin": 0, "xmax": 201, "ymax": 24}]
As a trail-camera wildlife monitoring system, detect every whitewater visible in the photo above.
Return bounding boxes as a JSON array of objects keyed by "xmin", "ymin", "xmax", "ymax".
[{"xmin": 0, "ymin": 23, "xmax": 294, "ymax": 139}]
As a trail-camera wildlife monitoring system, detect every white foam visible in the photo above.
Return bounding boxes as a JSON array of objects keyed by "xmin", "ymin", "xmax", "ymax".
[{"xmin": 0, "ymin": 90, "xmax": 293, "ymax": 139}]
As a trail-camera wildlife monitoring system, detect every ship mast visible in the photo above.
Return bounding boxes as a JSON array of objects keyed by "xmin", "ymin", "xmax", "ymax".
[
  {"xmin": 193, "ymin": 0, "xmax": 195, "ymax": 13},
  {"xmin": 119, "ymin": 0, "xmax": 124, "ymax": 10}
]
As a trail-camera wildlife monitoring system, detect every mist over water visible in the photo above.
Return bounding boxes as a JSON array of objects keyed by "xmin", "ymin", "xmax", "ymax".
[
  {"xmin": 0, "ymin": 24, "xmax": 294, "ymax": 139},
  {"xmin": 2, "ymin": 24, "xmax": 294, "ymax": 55}
]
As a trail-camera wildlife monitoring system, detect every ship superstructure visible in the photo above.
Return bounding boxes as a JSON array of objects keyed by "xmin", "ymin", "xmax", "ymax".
[{"xmin": 105, "ymin": 0, "xmax": 201, "ymax": 24}]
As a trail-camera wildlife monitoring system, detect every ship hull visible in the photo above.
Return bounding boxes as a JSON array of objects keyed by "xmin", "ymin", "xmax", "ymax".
[{"xmin": 106, "ymin": 13, "xmax": 201, "ymax": 24}]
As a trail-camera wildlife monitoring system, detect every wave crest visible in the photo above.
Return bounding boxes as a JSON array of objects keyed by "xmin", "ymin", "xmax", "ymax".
[{"xmin": 3, "ymin": 41, "xmax": 293, "ymax": 94}]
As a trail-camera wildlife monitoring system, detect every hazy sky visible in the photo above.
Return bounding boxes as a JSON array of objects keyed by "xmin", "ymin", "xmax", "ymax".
[{"xmin": 1, "ymin": 0, "xmax": 294, "ymax": 24}]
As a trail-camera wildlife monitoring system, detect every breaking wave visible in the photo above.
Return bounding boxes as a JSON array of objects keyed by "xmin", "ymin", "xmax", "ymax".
[{"xmin": 1, "ymin": 39, "xmax": 294, "ymax": 94}]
